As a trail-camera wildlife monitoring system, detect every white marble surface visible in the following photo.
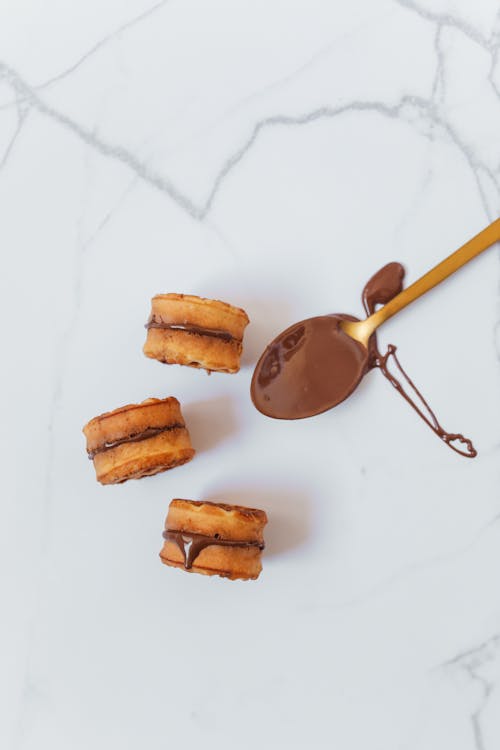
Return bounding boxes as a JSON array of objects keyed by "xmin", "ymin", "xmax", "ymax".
[{"xmin": 2, "ymin": 1, "xmax": 500, "ymax": 748}]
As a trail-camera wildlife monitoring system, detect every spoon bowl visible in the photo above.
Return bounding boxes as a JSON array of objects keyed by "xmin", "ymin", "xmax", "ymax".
[{"xmin": 251, "ymin": 314, "xmax": 370, "ymax": 419}]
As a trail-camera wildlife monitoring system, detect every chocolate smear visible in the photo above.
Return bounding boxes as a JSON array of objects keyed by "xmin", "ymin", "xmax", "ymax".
[
  {"xmin": 251, "ymin": 261, "xmax": 476, "ymax": 457},
  {"xmin": 146, "ymin": 317, "xmax": 237, "ymax": 343}
]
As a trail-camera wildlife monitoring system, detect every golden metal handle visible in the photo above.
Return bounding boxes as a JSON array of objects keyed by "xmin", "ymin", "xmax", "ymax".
[{"xmin": 343, "ymin": 218, "xmax": 500, "ymax": 346}]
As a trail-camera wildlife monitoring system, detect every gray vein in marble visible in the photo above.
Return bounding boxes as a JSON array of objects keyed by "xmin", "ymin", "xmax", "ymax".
[
  {"xmin": 0, "ymin": 60, "xmax": 200, "ymax": 218},
  {"xmin": 396, "ymin": 0, "xmax": 500, "ymax": 218},
  {"xmin": 442, "ymin": 633, "xmax": 500, "ymax": 670},
  {"xmin": 396, "ymin": 0, "xmax": 490, "ymax": 48},
  {"xmin": 0, "ymin": 0, "xmax": 497, "ymax": 228},
  {"xmin": 439, "ymin": 633, "xmax": 500, "ymax": 750},
  {"xmin": 399, "ymin": 5, "xmax": 500, "ymax": 230},
  {"xmin": 397, "ymin": 0, "xmax": 500, "ymax": 112},
  {"xmin": 187, "ymin": 7, "xmax": 398, "ymax": 146},
  {"xmin": 11, "ymin": 156, "xmax": 129, "ymax": 749},
  {"xmin": 0, "ymin": 100, "xmax": 28, "ymax": 170},
  {"xmin": 431, "ymin": 25, "xmax": 445, "ymax": 104},
  {"xmin": 36, "ymin": 0, "xmax": 171, "ymax": 92},
  {"xmin": 393, "ymin": 25, "xmax": 446, "ymax": 239},
  {"xmin": 1, "ymin": 57, "xmax": 497, "ymax": 225},
  {"xmin": 488, "ymin": 10, "xmax": 500, "ymax": 112},
  {"xmin": 203, "ymin": 95, "xmax": 497, "ymax": 219},
  {"xmin": 82, "ymin": 177, "xmax": 140, "ymax": 251},
  {"xmin": 0, "ymin": 0, "xmax": 171, "ymax": 111}
]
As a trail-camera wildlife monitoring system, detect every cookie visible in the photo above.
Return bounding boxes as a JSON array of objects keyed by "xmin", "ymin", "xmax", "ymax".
[
  {"xmin": 143, "ymin": 293, "xmax": 250, "ymax": 373},
  {"xmin": 160, "ymin": 499, "xmax": 267, "ymax": 580},
  {"xmin": 83, "ymin": 397, "xmax": 194, "ymax": 485}
]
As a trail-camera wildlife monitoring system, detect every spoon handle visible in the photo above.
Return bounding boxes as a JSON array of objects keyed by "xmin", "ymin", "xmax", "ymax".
[{"xmin": 366, "ymin": 218, "xmax": 500, "ymax": 336}]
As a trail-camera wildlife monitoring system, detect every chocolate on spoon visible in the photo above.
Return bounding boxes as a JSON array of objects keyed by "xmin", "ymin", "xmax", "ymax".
[{"xmin": 251, "ymin": 219, "xmax": 500, "ymax": 457}]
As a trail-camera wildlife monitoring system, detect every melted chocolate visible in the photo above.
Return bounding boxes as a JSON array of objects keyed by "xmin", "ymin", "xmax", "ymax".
[
  {"xmin": 375, "ymin": 345, "xmax": 476, "ymax": 457},
  {"xmin": 163, "ymin": 530, "xmax": 264, "ymax": 569},
  {"xmin": 251, "ymin": 314, "xmax": 369, "ymax": 419},
  {"xmin": 251, "ymin": 261, "xmax": 477, "ymax": 457},
  {"xmin": 362, "ymin": 262, "xmax": 405, "ymax": 317},
  {"xmin": 88, "ymin": 423, "xmax": 184, "ymax": 459},
  {"xmin": 146, "ymin": 317, "xmax": 236, "ymax": 343}
]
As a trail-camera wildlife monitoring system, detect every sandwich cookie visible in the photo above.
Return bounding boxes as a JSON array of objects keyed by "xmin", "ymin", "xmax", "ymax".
[
  {"xmin": 83, "ymin": 397, "xmax": 194, "ymax": 484},
  {"xmin": 143, "ymin": 293, "xmax": 249, "ymax": 373},
  {"xmin": 160, "ymin": 499, "xmax": 267, "ymax": 580}
]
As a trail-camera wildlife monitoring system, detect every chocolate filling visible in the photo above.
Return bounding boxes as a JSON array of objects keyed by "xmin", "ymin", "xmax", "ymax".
[
  {"xmin": 163, "ymin": 530, "xmax": 264, "ymax": 569},
  {"xmin": 145, "ymin": 317, "xmax": 238, "ymax": 343},
  {"xmin": 88, "ymin": 423, "xmax": 185, "ymax": 459}
]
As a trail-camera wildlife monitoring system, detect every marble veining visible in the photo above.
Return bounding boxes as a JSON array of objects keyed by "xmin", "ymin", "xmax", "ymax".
[
  {"xmin": 0, "ymin": 3, "xmax": 499, "ymax": 222},
  {"xmin": 2, "ymin": 2, "xmax": 500, "ymax": 749},
  {"xmin": 440, "ymin": 633, "xmax": 500, "ymax": 750}
]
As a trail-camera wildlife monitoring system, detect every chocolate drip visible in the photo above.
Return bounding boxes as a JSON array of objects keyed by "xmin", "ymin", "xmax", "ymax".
[
  {"xmin": 163, "ymin": 530, "xmax": 264, "ymax": 569},
  {"xmin": 146, "ymin": 317, "xmax": 237, "ymax": 343},
  {"xmin": 251, "ymin": 260, "xmax": 477, "ymax": 458},
  {"xmin": 362, "ymin": 262, "xmax": 405, "ymax": 316},
  {"xmin": 362, "ymin": 264, "xmax": 476, "ymax": 457},
  {"xmin": 375, "ymin": 345, "xmax": 476, "ymax": 457},
  {"xmin": 88, "ymin": 423, "xmax": 184, "ymax": 459}
]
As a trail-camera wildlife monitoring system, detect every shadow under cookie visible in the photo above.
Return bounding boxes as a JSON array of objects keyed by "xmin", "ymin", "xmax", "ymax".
[
  {"xmin": 204, "ymin": 485, "xmax": 311, "ymax": 557},
  {"xmin": 182, "ymin": 395, "xmax": 238, "ymax": 454}
]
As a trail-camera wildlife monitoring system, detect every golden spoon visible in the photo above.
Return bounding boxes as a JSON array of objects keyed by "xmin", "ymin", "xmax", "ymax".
[{"xmin": 341, "ymin": 218, "xmax": 500, "ymax": 348}]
